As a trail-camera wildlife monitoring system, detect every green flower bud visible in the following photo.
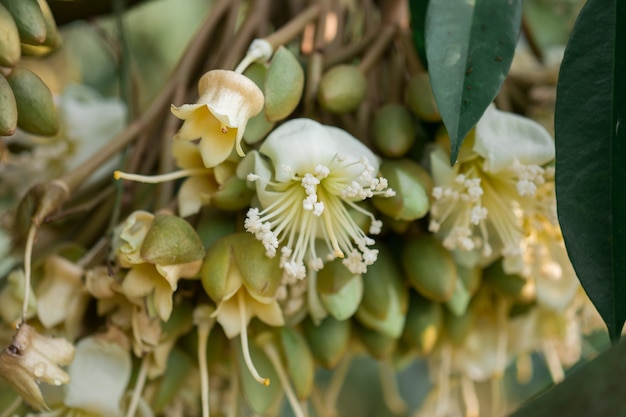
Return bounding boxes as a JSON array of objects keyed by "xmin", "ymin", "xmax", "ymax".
[
  {"xmin": 7, "ymin": 67, "xmax": 59, "ymax": 136},
  {"xmin": 458, "ymin": 264, "xmax": 482, "ymax": 296},
  {"xmin": 140, "ymin": 213, "xmax": 205, "ymax": 265},
  {"xmin": 302, "ymin": 316, "xmax": 350, "ymax": 369},
  {"xmin": 0, "ymin": 3, "xmax": 20, "ymax": 66},
  {"xmin": 278, "ymin": 327, "xmax": 315, "ymax": 399},
  {"xmin": 444, "ymin": 304, "xmax": 474, "ymax": 345},
  {"xmin": 372, "ymin": 159, "xmax": 431, "ymax": 221},
  {"xmin": 372, "ymin": 103, "xmax": 416, "ymax": 158},
  {"xmin": 356, "ymin": 245, "xmax": 408, "ymax": 339},
  {"xmin": 211, "ymin": 176, "xmax": 255, "ymax": 211},
  {"xmin": 483, "ymin": 258, "xmax": 534, "ymax": 302},
  {"xmin": 401, "ymin": 291, "xmax": 443, "ymax": 356},
  {"xmin": 265, "ymin": 46, "xmax": 304, "ymax": 122},
  {"xmin": 354, "ymin": 321, "xmax": 397, "ymax": 360},
  {"xmin": 317, "ymin": 259, "xmax": 363, "ymax": 321},
  {"xmin": 405, "ymin": 73, "xmax": 441, "ymax": 123},
  {"xmin": 243, "ymin": 63, "xmax": 275, "ymax": 145},
  {"xmin": 444, "ymin": 277, "xmax": 471, "ymax": 317},
  {"xmin": 201, "ymin": 233, "xmax": 281, "ymax": 304},
  {"xmin": 402, "ymin": 234, "xmax": 457, "ymax": 302},
  {"xmin": 1, "ymin": 0, "xmax": 47, "ymax": 45},
  {"xmin": 317, "ymin": 64, "xmax": 367, "ymax": 114},
  {"xmin": 0, "ymin": 73, "xmax": 17, "ymax": 135}
]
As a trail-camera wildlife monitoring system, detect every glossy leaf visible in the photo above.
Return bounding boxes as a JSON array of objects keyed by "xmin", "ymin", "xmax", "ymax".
[
  {"xmin": 508, "ymin": 338, "xmax": 626, "ymax": 417},
  {"xmin": 425, "ymin": 0, "xmax": 522, "ymax": 164},
  {"xmin": 554, "ymin": 0, "xmax": 626, "ymax": 341},
  {"xmin": 408, "ymin": 0, "xmax": 429, "ymax": 68}
]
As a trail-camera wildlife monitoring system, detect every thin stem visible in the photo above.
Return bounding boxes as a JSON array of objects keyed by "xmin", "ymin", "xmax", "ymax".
[
  {"xmin": 197, "ymin": 318, "xmax": 215, "ymax": 417},
  {"xmin": 114, "ymin": 168, "xmax": 210, "ymax": 184},
  {"xmin": 222, "ymin": 0, "xmax": 270, "ymax": 70},
  {"xmin": 435, "ymin": 345, "xmax": 452, "ymax": 416},
  {"xmin": 378, "ymin": 360, "xmax": 407, "ymax": 415},
  {"xmin": 21, "ymin": 224, "xmax": 37, "ymax": 322},
  {"xmin": 358, "ymin": 24, "xmax": 396, "ymax": 74},
  {"xmin": 125, "ymin": 355, "xmax": 150, "ymax": 417},
  {"xmin": 323, "ymin": 353, "xmax": 352, "ymax": 416},
  {"xmin": 323, "ymin": 28, "xmax": 378, "ymax": 69},
  {"xmin": 264, "ymin": 3, "xmax": 322, "ymax": 51},
  {"xmin": 263, "ymin": 342, "xmax": 308, "ymax": 417},
  {"xmin": 237, "ymin": 291, "xmax": 270, "ymax": 386},
  {"xmin": 396, "ymin": 28, "xmax": 424, "ymax": 76},
  {"xmin": 460, "ymin": 375, "xmax": 479, "ymax": 417}
]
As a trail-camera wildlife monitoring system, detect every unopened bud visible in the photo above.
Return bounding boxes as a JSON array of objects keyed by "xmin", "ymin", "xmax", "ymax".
[
  {"xmin": 302, "ymin": 316, "xmax": 350, "ymax": 369},
  {"xmin": 2, "ymin": 0, "xmax": 47, "ymax": 45},
  {"xmin": 317, "ymin": 258, "xmax": 363, "ymax": 321},
  {"xmin": 372, "ymin": 103, "xmax": 416, "ymax": 158},
  {"xmin": 405, "ymin": 73, "xmax": 440, "ymax": 122},
  {"xmin": 265, "ymin": 46, "xmax": 304, "ymax": 122},
  {"xmin": 318, "ymin": 64, "xmax": 367, "ymax": 114},
  {"xmin": 140, "ymin": 213, "xmax": 205, "ymax": 265},
  {"xmin": 0, "ymin": 74, "xmax": 17, "ymax": 135},
  {"xmin": 402, "ymin": 291, "xmax": 443, "ymax": 356},
  {"xmin": 373, "ymin": 159, "xmax": 431, "ymax": 221},
  {"xmin": 0, "ymin": 3, "xmax": 20, "ymax": 66}
]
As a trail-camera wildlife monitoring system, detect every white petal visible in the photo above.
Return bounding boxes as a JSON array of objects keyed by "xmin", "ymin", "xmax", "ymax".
[
  {"xmin": 473, "ymin": 104, "xmax": 555, "ymax": 172},
  {"xmin": 64, "ymin": 337, "xmax": 131, "ymax": 417}
]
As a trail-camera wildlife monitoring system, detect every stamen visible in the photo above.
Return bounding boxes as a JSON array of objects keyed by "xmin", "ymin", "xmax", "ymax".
[
  {"xmin": 262, "ymin": 342, "xmax": 307, "ymax": 417},
  {"xmin": 237, "ymin": 291, "xmax": 270, "ymax": 386},
  {"xmin": 220, "ymin": 123, "xmax": 229, "ymax": 134},
  {"xmin": 114, "ymin": 168, "xmax": 210, "ymax": 183}
]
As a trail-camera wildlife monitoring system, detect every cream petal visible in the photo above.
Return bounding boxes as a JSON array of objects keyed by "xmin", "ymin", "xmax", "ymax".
[
  {"xmin": 249, "ymin": 298, "xmax": 284, "ymax": 327},
  {"xmin": 172, "ymin": 140, "xmax": 205, "ymax": 169},
  {"xmin": 36, "ymin": 256, "xmax": 83, "ymax": 329},
  {"xmin": 178, "ymin": 175, "xmax": 216, "ymax": 217},
  {"xmin": 64, "ymin": 337, "xmax": 131, "ymax": 417},
  {"xmin": 474, "ymin": 104, "xmax": 555, "ymax": 173},
  {"xmin": 121, "ymin": 264, "xmax": 159, "ymax": 298},
  {"xmin": 198, "ymin": 129, "xmax": 237, "ymax": 168},
  {"xmin": 213, "ymin": 295, "xmax": 246, "ymax": 339},
  {"xmin": 324, "ymin": 125, "xmax": 380, "ymax": 172},
  {"xmin": 260, "ymin": 118, "xmax": 339, "ymax": 182}
]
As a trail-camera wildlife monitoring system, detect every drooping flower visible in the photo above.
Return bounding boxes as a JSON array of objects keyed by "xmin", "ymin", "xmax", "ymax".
[
  {"xmin": 239, "ymin": 118, "xmax": 394, "ymax": 280},
  {"xmin": 171, "ymin": 70, "xmax": 264, "ymax": 168},
  {"xmin": 428, "ymin": 104, "xmax": 555, "ymax": 270}
]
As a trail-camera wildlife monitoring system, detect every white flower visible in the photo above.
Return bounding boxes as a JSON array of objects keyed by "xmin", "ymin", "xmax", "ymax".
[
  {"xmin": 239, "ymin": 118, "xmax": 393, "ymax": 280},
  {"xmin": 429, "ymin": 104, "xmax": 555, "ymax": 269}
]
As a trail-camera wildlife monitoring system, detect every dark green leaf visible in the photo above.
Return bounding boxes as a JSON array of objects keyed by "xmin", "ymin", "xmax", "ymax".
[
  {"xmin": 554, "ymin": 0, "xmax": 626, "ymax": 341},
  {"xmin": 508, "ymin": 339, "xmax": 626, "ymax": 417},
  {"xmin": 425, "ymin": 0, "xmax": 522, "ymax": 164}
]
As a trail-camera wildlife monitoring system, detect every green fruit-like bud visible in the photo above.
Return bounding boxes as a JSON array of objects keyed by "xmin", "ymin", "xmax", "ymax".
[
  {"xmin": 354, "ymin": 321, "xmax": 397, "ymax": 360},
  {"xmin": 302, "ymin": 316, "xmax": 350, "ymax": 369},
  {"xmin": 444, "ymin": 305, "xmax": 474, "ymax": 345},
  {"xmin": 356, "ymin": 245, "xmax": 408, "ymax": 338},
  {"xmin": 402, "ymin": 234, "xmax": 457, "ymax": 302},
  {"xmin": 483, "ymin": 258, "xmax": 534, "ymax": 302},
  {"xmin": 211, "ymin": 176, "xmax": 255, "ymax": 211},
  {"xmin": 243, "ymin": 63, "xmax": 275, "ymax": 145},
  {"xmin": 458, "ymin": 264, "xmax": 482, "ymax": 296},
  {"xmin": 7, "ymin": 67, "xmax": 59, "ymax": 135},
  {"xmin": 1, "ymin": 0, "xmax": 46, "ymax": 45},
  {"xmin": 444, "ymin": 277, "xmax": 471, "ymax": 317},
  {"xmin": 317, "ymin": 259, "xmax": 363, "ymax": 321},
  {"xmin": 201, "ymin": 233, "xmax": 281, "ymax": 304},
  {"xmin": 318, "ymin": 64, "xmax": 367, "ymax": 114},
  {"xmin": 35, "ymin": 0, "xmax": 60, "ymax": 49},
  {"xmin": 140, "ymin": 213, "xmax": 205, "ymax": 265},
  {"xmin": 0, "ymin": 3, "xmax": 20, "ymax": 66},
  {"xmin": 278, "ymin": 327, "xmax": 315, "ymax": 399},
  {"xmin": 402, "ymin": 291, "xmax": 443, "ymax": 355},
  {"xmin": 0, "ymin": 74, "xmax": 17, "ymax": 135},
  {"xmin": 372, "ymin": 159, "xmax": 431, "ymax": 221},
  {"xmin": 372, "ymin": 103, "xmax": 416, "ymax": 158},
  {"xmin": 265, "ymin": 46, "xmax": 304, "ymax": 122},
  {"xmin": 405, "ymin": 73, "xmax": 441, "ymax": 123},
  {"xmin": 14, "ymin": 180, "xmax": 69, "ymax": 241}
]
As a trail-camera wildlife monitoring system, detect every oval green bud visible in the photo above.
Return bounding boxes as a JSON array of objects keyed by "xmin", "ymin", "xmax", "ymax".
[
  {"xmin": 405, "ymin": 73, "xmax": 441, "ymax": 123},
  {"xmin": 356, "ymin": 245, "xmax": 407, "ymax": 338},
  {"xmin": 0, "ymin": 3, "xmax": 20, "ymax": 66},
  {"xmin": 458, "ymin": 264, "xmax": 482, "ymax": 296},
  {"xmin": 482, "ymin": 258, "xmax": 534, "ymax": 302},
  {"xmin": 444, "ymin": 278, "xmax": 471, "ymax": 317},
  {"xmin": 444, "ymin": 305, "xmax": 474, "ymax": 345},
  {"xmin": 7, "ymin": 67, "xmax": 59, "ymax": 135},
  {"xmin": 302, "ymin": 316, "xmax": 350, "ymax": 369},
  {"xmin": 140, "ymin": 213, "xmax": 205, "ymax": 265},
  {"xmin": 211, "ymin": 176, "xmax": 255, "ymax": 211},
  {"xmin": 373, "ymin": 159, "xmax": 431, "ymax": 221},
  {"xmin": 317, "ymin": 64, "xmax": 367, "ymax": 114},
  {"xmin": 402, "ymin": 234, "xmax": 457, "ymax": 302},
  {"xmin": 318, "ymin": 258, "xmax": 363, "ymax": 321},
  {"xmin": 1, "ymin": 0, "xmax": 46, "ymax": 45},
  {"xmin": 35, "ymin": 0, "xmax": 60, "ymax": 49},
  {"xmin": 278, "ymin": 327, "xmax": 315, "ymax": 399},
  {"xmin": 372, "ymin": 103, "xmax": 416, "ymax": 158},
  {"xmin": 0, "ymin": 74, "xmax": 17, "ymax": 135},
  {"xmin": 265, "ymin": 46, "xmax": 304, "ymax": 122},
  {"xmin": 402, "ymin": 291, "xmax": 443, "ymax": 356},
  {"xmin": 354, "ymin": 321, "xmax": 397, "ymax": 360}
]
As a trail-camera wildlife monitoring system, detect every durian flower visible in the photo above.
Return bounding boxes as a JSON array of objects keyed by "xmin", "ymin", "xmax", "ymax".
[
  {"xmin": 0, "ymin": 324, "xmax": 75, "ymax": 411},
  {"xmin": 428, "ymin": 104, "xmax": 555, "ymax": 270},
  {"xmin": 239, "ymin": 118, "xmax": 394, "ymax": 280},
  {"xmin": 171, "ymin": 70, "xmax": 264, "ymax": 168}
]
